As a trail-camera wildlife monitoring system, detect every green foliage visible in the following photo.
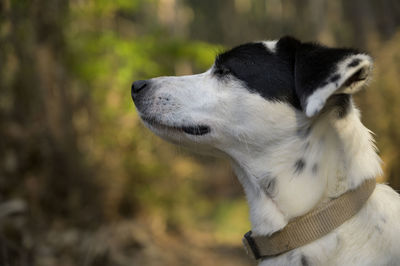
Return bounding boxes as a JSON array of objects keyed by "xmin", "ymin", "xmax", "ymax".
[{"xmin": 64, "ymin": 0, "xmax": 226, "ymax": 228}]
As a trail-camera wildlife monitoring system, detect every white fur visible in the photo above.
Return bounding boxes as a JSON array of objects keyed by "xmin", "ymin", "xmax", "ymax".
[
  {"xmin": 262, "ymin": 40, "xmax": 278, "ymax": 53},
  {"xmin": 136, "ymin": 57, "xmax": 400, "ymax": 266}
]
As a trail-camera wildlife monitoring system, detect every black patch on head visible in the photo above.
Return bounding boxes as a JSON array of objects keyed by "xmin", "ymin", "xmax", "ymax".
[
  {"xmin": 301, "ymin": 255, "xmax": 310, "ymax": 266},
  {"xmin": 320, "ymin": 81, "xmax": 328, "ymax": 87},
  {"xmin": 347, "ymin": 58, "xmax": 361, "ymax": 68},
  {"xmin": 215, "ymin": 41, "xmax": 301, "ymax": 109},
  {"xmin": 294, "ymin": 159, "xmax": 306, "ymax": 174},
  {"xmin": 215, "ymin": 36, "xmax": 365, "ymax": 116},
  {"xmin": 329, "ymin": 74, "xmax": 341, "ymax": 83}
]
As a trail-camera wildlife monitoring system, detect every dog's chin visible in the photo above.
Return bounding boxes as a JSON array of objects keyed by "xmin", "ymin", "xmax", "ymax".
[{"xmin": 141, "ymin": 118, "xmax": 224, "ymax": 157}]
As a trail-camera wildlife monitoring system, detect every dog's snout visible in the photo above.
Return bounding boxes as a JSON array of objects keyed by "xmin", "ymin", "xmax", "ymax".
[{"xmin": 131, "ymin": 80, "xmax": 148, "ymax": 98}]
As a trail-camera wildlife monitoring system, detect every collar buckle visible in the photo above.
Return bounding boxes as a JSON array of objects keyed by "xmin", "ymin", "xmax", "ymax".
[{"xmin": 242, "ymin": 231, "xmax": 261, "ymax": 260}]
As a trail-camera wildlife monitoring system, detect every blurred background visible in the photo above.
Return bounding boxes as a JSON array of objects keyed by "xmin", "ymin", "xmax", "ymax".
[{"xmin": 1, "ymin": 0, "xmax": 400, "ymax": 265}]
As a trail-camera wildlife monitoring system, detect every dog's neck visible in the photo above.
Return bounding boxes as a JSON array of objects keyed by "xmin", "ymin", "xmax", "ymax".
[{"xmin": 229, "ymin": 103, "xmax": 382, "ymax": 236}]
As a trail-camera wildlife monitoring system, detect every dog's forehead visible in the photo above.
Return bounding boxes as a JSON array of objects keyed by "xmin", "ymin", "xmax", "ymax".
[
  {"xmin": 215, "ymin": 42, "xmax": 301, "ymax": 109},
  {"xmin": 215, "ymin": 42, "xmax": 275, "ymax": 66}
]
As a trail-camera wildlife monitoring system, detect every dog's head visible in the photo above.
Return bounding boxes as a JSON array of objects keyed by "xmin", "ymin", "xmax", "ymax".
[{"xmin": 131, "ymin": 36, "xmax": 372, "ymax": 154}]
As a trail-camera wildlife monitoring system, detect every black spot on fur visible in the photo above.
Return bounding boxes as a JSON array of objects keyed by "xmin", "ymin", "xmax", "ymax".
[
  {"xmin": 347, "ymin": 58, "xmax": 361, "ymax": 68},
  {"xmin": 329, "ymin": 74, "xmax": 341, "ymax": 83},
  {"xmin": 294, "ymin": 159, "xmax": 306, "ymax": 174},
  {"xmin": 312, "ymin": 163, "xmax": 318, "ymax": 174},
  {"xmin": 301, "ymin": 255, "xmax": 310, "ymax": 266}
]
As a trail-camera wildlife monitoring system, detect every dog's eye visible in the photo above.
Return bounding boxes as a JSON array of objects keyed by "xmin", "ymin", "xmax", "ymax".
[{"xmin": 214, "ymin": 67, "xmax": 231, "ymax": 76}]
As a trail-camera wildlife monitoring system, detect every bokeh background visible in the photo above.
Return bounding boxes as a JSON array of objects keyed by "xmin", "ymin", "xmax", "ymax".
[{"xmin": 1, "ymin": 0, "xmax": 400, "ymax": 265}]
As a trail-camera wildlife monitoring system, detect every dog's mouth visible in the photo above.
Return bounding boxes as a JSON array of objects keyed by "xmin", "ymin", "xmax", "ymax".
[
  {"xmin": 141, "ymin": 117, "xmax": 211, "ymax": 136},
  {"xmin": 181, "ymin": 125, "xmax": 211, "ymax": 135}
]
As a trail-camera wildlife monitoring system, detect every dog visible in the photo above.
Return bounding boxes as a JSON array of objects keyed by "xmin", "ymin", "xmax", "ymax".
[{"xmin": 131, "ymin": 36, "xmax": 400, "ymax": 266}]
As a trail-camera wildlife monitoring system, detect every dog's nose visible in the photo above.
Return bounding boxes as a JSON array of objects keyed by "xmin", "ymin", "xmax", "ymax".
[{"xmin": 131, "ymin": 80, "xmax": 148, "ymax": 98}]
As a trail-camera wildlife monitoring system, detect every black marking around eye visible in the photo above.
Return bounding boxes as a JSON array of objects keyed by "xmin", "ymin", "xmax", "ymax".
[
  {"xmin": 294, "ymin": 159, "xmax": 306, "ymax": 175},
  {"xmin": 329, "ymin": 74, "xmax": 341, "ymax": 83},
  {"xmin": 347, "ymin": 58, "xmax": 361, "ymax": 68},
  {"xmin": 214, "ymin": 65, "xmax": 231, "ymax": 77}
]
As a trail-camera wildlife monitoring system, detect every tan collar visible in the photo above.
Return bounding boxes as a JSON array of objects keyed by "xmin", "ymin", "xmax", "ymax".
[{"xmin": 242, "ymin": 178, "xmax": 376, "ymax": 260}]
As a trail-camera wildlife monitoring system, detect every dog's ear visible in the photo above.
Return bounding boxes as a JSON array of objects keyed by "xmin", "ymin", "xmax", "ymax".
[{"xmin": 292, "ymin": 40, "xmax": 373, "ymax": 117}]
